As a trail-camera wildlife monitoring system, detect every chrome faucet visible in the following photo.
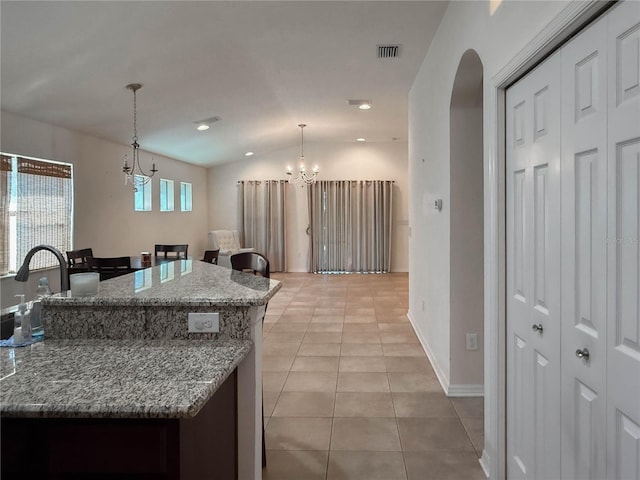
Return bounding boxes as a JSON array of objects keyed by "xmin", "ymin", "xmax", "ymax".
[{"xmin": 15, "ymin": 244, "xmax": 69, "ymax": 292}]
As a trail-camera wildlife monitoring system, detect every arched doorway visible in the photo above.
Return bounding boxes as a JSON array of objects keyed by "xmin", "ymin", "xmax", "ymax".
[{"xmin": 449, "ymin": 49, "xmax": 484, "ymax": 399}]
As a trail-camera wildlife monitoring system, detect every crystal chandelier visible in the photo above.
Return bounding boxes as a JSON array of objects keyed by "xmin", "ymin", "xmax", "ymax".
[
  {"xmin": 287, "ymin": 124, "xmax": 318, "ymax": 186},
  {"xmin": 122, "ymin": 83, "xmax": 157, "ymax": 191}
]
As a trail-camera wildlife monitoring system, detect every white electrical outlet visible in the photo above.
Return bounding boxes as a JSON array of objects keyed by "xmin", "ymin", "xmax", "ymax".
[
  {"xmin": 188, "ymin": 313, "xmax": 220, "ymax": 333},
  {"xmin": 466, "ymin": 333, "xmax": 478, "ymax": 350}
]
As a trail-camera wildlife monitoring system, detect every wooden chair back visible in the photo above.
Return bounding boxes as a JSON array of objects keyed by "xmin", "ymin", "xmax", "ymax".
[
  {"xmin": 202, "ymin": 249, "xmax": 220, "ymax": 265},
  {"xmin": 230, "ymin": 252, "xmax": 270, "ymax": 278},
  {"xmin": 67, "ymin": 248, "xmax": 94, "ymax": 269},
  {"xmin": 88, "ymin": 256, "xmax": 132, "ymax": 281},
  {"xmin": 154, "ymin": 244, "xmax": 188, "ymax": 259}
]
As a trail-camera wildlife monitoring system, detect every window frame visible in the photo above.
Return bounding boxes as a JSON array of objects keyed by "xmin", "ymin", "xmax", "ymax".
[{"xmin": 180, "ymin": 181, "xmax": 193, "ymax": 212}]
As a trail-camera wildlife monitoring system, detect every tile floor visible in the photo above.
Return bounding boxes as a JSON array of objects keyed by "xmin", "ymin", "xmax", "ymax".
[{"xmin": 261, "ymin": 272, "xmax": 485, "ymax": 480}]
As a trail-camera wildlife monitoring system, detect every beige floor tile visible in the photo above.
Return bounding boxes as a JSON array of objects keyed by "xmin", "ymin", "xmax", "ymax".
[
  {"xmin": 263, "ymin": 450, "xmax": 328, "ymax": 480},
  {"xmin": 337, "ymin": 372, "xmax": 390, "ymax": 392},
  {"xmin": 377, "ymin": 323, "xmax": 415, "ymax": 333},
  {"xmin": 266, "ymin": 331, "xmax": 306, "ymax": 343},
  {"xmin": 330, "ymin": 417, "xmax": 401, "ymax": 451},
  {"xmin": 341, "ymin": 332, "xmax": 381, "ymax": 344},
  {"xmin": 277, "ymin": 314, "xmax": 313, "ymax": 324},
  {"xmin": 263, "ymin": 372, "xmax": 289, "ymax": 392},
  {"xmin": 342, "ymin": 323, "xmax": 379, "ymax": 333},
  {"xmin": 283, "ymin": 371, "xmax": 338, "ymax": 392},
  {"xmin": 263, "ymin": 323, "xmax": 275, "ymax": 337},
  {"xmin": 264, "ymin": 391, "xmax": 280, "ymax": 417},
  {"xmin": 272, "ymin": 392, "xmax": 335, "ymax": 417},
  {"xmin": 266, "ymin": 417, "xmax": 332, "ymax": 451},
  {"xmin": 403, "ymin": 451, "xmax": 486, "ymax": 480},
  {"xmin": 344, "ymin": 314, "xmax": 376, "ymax": 324},
  {"xmin": 379, "ymin": 332, "xmax": 419, "ymax": 344},
  {"xmin": 334, "ymin": 392, "xmax": 395, "ymax": 417},
  {"xmin": 284, "ymin": 307, "xmax": 317, "ymax": 316},
  {"xmin": 376, "ymin": 314, "xmax": 409, "ymax": 323},
  {"xmin": 327, "ymin": 451, "xmax": 407, "ymax": 480},
  {"xmin": 306, "ymin": 323, "xmax": 343, "ymax": 333},
  {"xmin": 339, "ymin": 356, "xmax": 386, "ymax": 373},
  {"xmin": 460, "ymin": 416, "xmax": 484, "ymax": 455},
  {"xmin": 340, "ymin": 343, "xmax": 384, "ymax": 357},
  {"xmin": 269, "ymin": 323, "xmax": 309, "ymax": 333},
  {"xmin": 310, "ymin": 315, "xmax": 344, "ymax": 324},
  {"xmin": 388, "ymin": 373, "xmax": 443, "ymax": 393},
  {"xmin": 384, "ymin": 356, "xmax": 435, "ymax": 373},
  {"xmin": 303, "ymin": 332, "xmax": 343, "ymax": 344},
  {"xmin": 397, "ymin": 417, "xmax": 475, "ymax": 452},
  {"xmin": 345, "ymin": 307, "xmax": 376, "ymax": 316},
  {"xmin": 298, "ymin": 343, "xmax": 342, "ymax": 357},
  {"xmin": 263, "ymin": 342, "xmax": 301, "ymax": 356},
  {"xmin": 392, "ymin": 392, "xmax": 457, "ymax": 418},
  {"xmin": 291, "ymin": 356, "xmax": 340, "ymax": 372},
  {"xmin": 263, "ymin": 355, "xmax": 296, "ymax": 372},
  {"xmin": 451, "ymin": 397, "xmax": 484, "ymax": 418},
  {"xmin": 314, "ymin": 307, "xmax": 345, "ymax": 316},
  {"xmin": 382, "ymin": 343, "xmax": 426, "ymax": 357}
]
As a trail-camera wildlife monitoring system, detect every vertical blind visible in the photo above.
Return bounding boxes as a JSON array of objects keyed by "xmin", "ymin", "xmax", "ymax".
[
  {"xmin": 307, "ymin": 180, "xmax": 394, "ymax": 273},
  {"xmin": 0, "ymin": 154, "xmax": 73, "ymax": 274},
  {"xmin": 238, "ymin": 180, "xmax": 287, "ymax": 272}
]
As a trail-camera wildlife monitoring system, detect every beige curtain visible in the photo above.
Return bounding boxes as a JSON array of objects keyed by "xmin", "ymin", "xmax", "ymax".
[
  {"xmin": 0, "ymin": 155, "xmax": 12, "ymax": 274},
  {"xmin": 238, "ymin": 180, "xmax": 287, "ymax": 272},
  {"xmin": 308, "ymin": 180, "xmax": 393, "ymax": 273}
]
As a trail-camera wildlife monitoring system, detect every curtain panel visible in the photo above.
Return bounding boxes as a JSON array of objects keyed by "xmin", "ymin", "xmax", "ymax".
[
  {"xmin": 0, "ymin": 155, "xmax": 12, "ymax": 274},
  {"xmin": 238, "ymin": 180, "xmax": 287, "ymax": 272},
  {"xmin": 307, "ymin": 180, "xmax": 393, "ymax": 273}
]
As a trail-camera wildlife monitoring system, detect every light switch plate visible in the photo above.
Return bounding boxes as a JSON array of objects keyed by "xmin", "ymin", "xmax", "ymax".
[{"xmin": 188, "ymin": 313, "xmax": 220, "ymax": 333}]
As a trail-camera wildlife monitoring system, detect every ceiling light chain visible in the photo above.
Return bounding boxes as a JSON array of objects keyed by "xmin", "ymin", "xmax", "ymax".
[
  {"xmin": 286, "ymin": 124, "xmax": 319, "ymax": 186},
  {"xmin": 122, "ymin": 83, "xmax": 157, "ymax": 191}
]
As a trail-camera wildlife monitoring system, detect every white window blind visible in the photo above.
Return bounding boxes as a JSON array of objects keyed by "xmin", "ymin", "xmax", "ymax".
[{"xmin": 0, "ymin": 153, "xmax": 73, "ymax": 274}]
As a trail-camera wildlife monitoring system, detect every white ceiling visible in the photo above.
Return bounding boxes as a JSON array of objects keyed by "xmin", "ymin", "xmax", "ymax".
[{"xmin": 1, "ymin": 1, "xmax": 448, "ymax": 167}]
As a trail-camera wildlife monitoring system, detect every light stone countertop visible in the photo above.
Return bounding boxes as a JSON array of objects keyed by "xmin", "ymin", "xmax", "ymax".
[
  {"xmin": 47, "ymin": 260, "xmax": 280, "ymax": 307},
  {"xmin": 0, "ymin": 338, "xmax": 252, "ymax": 419}
]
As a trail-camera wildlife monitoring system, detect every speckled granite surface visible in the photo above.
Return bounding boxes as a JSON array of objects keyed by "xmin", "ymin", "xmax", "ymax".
[
  {"xmin": 1, "ymin": 338, "xmax": 252, "ymax": 419},
  {"xmin": 43, "ymin": 260, "xmax": 277, "ymax": 340}
]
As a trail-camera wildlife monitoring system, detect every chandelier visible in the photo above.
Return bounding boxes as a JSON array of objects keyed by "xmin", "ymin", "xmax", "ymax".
[
  {"xmin": 122, "ymin": 83, "xmax": 157, "ymax": 190},
  {"xmin": 286, "ymin": 123, "xmax": 318, "ymax": 186}
]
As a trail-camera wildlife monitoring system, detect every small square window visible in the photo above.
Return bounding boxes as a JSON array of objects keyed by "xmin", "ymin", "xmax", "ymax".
[
  {"xmin": 181, "ymin": 182, "xmax": 193, "ymax": 212},
  {"xmin": 160, "ymin": 178, "xmax": 175, "ymax": 212},
  {"xmin": 134, "ymin": 176, "xmax": 152, "ymax": 211}
]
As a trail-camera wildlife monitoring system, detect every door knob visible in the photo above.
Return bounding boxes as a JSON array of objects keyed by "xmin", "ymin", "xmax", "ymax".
[
  {"xmin": 532, "ymin": 324, "xmax": 543, "ymax": 333},
  {"xmin": 575, "ymin": 348, "xmax": 590, "ymax": 360}
]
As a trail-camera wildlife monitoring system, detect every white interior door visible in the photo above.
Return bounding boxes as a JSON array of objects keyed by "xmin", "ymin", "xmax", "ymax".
[
  {"xmin": 506, "ymin": 50, "xmax": 562, "ymax": 480},
  {"xmin": 560, "ymin": 13, "xmax": 609, "ymax": 480},
  {"xmin": 606, "ymin": 2, "xmax": 640, "ymax": 479}
]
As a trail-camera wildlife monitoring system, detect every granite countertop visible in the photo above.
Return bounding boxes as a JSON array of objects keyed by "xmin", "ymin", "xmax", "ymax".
[
  {"xmin": 0, "ymin": 338, "xmax": 252, "ymax": 419},
  {"xmin": 47, "ymin": 260, "xmax": 280, "ymax": 308}
]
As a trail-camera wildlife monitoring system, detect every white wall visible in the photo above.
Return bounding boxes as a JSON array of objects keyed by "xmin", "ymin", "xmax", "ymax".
[
  {"xmin": 1, "ymin": 110, "xmax": 209, "ymax": 308},
  {"xmin": 408, "ymin": 0, "xmax": 570, "ymax": 473},
  {"xmin": 207, "ymin": 141, "xmax": 408, "ymax": 272}
]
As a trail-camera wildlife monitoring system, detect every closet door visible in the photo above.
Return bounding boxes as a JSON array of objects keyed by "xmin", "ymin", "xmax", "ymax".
[
  {"xmin": 560, "ymin": 13, "xmax": 608, "ymax": 480},
  {"xmin": 506, "ymin": 50, "xmax": 562, "ymax": 480},
  {"xmin": 606, "ymin": 2, "xmax": 640, "ymax": 478}
]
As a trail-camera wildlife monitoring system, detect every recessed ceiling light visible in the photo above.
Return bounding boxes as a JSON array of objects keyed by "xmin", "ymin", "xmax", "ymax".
[
  {"xmin": 196, "ymin": 124, "xmax": 210, "ymax": 131},
  {"xmin": 245, "ymin": 152, "xmax": 254, "ymax": 157},
  {"xmin": 348, "ymin": 99, "xmax": 372, "ymax": 110},
  {"xmin": 356, "ymin": 138, "xmax": 366, "ymax": 142}
]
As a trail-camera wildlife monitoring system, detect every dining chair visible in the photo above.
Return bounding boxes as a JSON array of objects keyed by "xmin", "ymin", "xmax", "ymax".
[
  {"xmin": 87, "ymin": 256, "xmax": 132, "ymax": 281},
  {"xmin": 230, "ymin": 251, "xmax": 270, "ymax": 467},
  {"xmin": 66, "ymin": 248, "xmax": 94, "ymax": 270},
  {"xmin": 202, "ymin": 249, "xmax": 220, "ymax": 265},
  {"xmin": 230, "ymin": 252, "xmax": 270, "ymax": 278},
  {"xmin": 154, "ymin": 244, "xmax": 188, "ymax": 259}
]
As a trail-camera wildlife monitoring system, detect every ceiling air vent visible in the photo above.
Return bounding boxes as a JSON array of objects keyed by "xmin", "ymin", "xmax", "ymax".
[{"xmin": 377, "ymin": 44, "xmax": 400, "ymax": 58}]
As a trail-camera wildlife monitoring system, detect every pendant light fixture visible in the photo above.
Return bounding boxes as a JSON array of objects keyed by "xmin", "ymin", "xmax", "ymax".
[
  {"xmin": 286, "ymin": 123, "xmax": 318, "ymax": 186},
  {"xmin": 122, "ymin": 83, "xmax": 157, "ymax": 190}
]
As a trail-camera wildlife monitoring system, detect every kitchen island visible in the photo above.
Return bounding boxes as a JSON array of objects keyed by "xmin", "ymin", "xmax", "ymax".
[{"xmin": 1, "ymin": 260, "xmax": 280, "ymax": 479}]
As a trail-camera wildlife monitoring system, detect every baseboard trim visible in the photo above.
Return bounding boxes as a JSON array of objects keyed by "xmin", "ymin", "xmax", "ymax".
[
  {"xmin": 407, "ymin": 310, "xmax": 450, "ymax": 394},
  {"xmin": 447, "ymin": 384, "xmax": 485, "ymax": 397}
]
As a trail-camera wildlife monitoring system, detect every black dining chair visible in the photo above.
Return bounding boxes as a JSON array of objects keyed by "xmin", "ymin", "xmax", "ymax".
[
  {"xmin": 88, "ymin": 256, "xmax": 132, "ymax": 281},
  {"xmin": 230, "ymin": 251, "xmax": 270, "ymax": 467},
  {"xmin": 202, "ymin": 249, "xmax": 220, "ymax": 265},
  {"xmin": 230, "ymin": 252, "xmax": 270, "ymax": 278},
  {"xmin": 66, "ymin": 248, "xmax": 94, "ymax": 283},
  {"xmin": 154, "ymin": 244, "xmax": 188, "ymax": 259}
]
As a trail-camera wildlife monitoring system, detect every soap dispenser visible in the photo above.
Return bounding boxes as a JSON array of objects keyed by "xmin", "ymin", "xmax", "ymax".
[{"xmin": 13, "ymin": 294, "xmax": 32, "ymax": 345}]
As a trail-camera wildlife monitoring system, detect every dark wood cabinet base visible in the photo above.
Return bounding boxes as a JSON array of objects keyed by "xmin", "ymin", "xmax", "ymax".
[{"xmin": 1, "ymin": 370, "xmax": 237, "ymax": 480}]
